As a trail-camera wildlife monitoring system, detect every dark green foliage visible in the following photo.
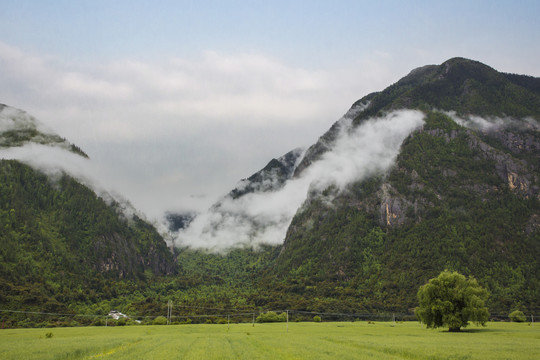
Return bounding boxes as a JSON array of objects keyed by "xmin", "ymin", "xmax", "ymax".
[
  {"xmin": 0, "ymin": 129, "xmax": 88, "ymax": 158},
  {"xmin": 165, "ymin": 60, "xmax": 539, "ymax": 319},
  {"xmin": 272, "ymin": 109, "xmax": 539, "ymax": 315},
  {"xmin": 0, "ymin": 159, "xmax": 175, "ymax": 324},
  {"xmin": 415, "ymin": 271, "xmax": 489, "ymax": 331},
  {"xmin": 0, "ymin": 104, "xmax": 89, "ymax": 158}
]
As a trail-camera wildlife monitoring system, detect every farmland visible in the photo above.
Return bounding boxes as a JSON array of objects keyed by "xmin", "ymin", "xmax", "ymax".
[{"xmin": 1, "ymin": 321, "xmax": 539, "ymax": 359}]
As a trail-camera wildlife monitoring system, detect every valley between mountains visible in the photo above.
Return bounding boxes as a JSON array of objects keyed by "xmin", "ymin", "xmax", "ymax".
[{"xmin": 1, "ymin": 57, "xmax": 539, "ymax": 327}]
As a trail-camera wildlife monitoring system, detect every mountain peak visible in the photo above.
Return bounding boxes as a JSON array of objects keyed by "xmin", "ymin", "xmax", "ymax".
[
  {"xmin": 0, "ymin": 104, "xmax": 88, "ymax": 158},
  {"xmin": 353, "ymin": 57, "xmax": 540, "ymax": 123}
]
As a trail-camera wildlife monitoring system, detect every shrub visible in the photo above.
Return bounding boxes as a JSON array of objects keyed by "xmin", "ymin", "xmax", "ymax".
[
  {"xmin": 256, "ymin": 311, "xmax": 287, "ymax": 323},
  {"xmin": 152, "ymin": 316, "xmax": 168, "ymax": 325},
  {"xmin": 313, "ymin": 315, "xmax": 322, "ymax": 323},
  {"xmin": 509, "ymin": 310, "xmax": 526, "ymax": 322}
]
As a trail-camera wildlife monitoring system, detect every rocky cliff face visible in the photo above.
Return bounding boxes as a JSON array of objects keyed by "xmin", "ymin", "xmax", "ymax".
[{"xmin": 375, "ymin": 118, "xmax": 540, "ymax": 229}]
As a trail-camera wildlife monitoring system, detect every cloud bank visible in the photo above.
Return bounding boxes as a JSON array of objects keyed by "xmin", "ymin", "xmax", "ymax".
[
  {"xmin": 174, "ymin": 110, "xmax": 425, "ymax": 251},
  {"xmin": 0, "ymin": 42, "xmax": 371, "ymax": 142},
  {"xmin": 0, "ymin": 42, "xmax": 399, "ymax": 219}
]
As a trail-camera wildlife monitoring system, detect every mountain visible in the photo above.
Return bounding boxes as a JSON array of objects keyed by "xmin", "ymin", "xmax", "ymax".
[
  {"xmin": 295, "ymin": 57, "xmax": 540, "ymax": 174},
  {"xmin": 2, "ymin": 57, "xmax": 540, "ymax": 327},
  {"xmin": 263, "ymin": 58, "xmax": 540, "ymax": 314},
  {"xmin": 0, "ymin": 105, "xmax": 176, "ymax": 318},
  {"xmin": 181, "ymin": 57, "xmax": 540, "ymax": 315},
  {"xmin": 230, "ymin": 147, "xmax": 305, "ymax": 199}
]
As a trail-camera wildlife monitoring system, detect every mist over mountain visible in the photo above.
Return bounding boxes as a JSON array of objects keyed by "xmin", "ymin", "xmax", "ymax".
[
  {"xmin": 0, "ymin": 104, "xmax": 87, "ymax": 157},
  {"xmin": 1, "ymin": 57, "xmax": 539, "ymax": 327},
  {"xmin": 0, "ymin": 104, "xmax": 165, "ymax": 225},
  {"xmin": 173, "ymin": 109, "xmax": 425, "ymax": 250},
  {"xmin": 170, "ymin": 57, "xmax": 539, "ymax": 315},
  {"xmin": 174, "ymin": 58, "xmax": 539, "ymax": 253},
  {"xmin": 268, "ymin": 58, "xmax": 540, "ymax": 313}
]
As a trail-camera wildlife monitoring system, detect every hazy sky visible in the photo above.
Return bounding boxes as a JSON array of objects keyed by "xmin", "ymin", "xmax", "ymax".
[{"xmin": 1, "ymin": 0, "xmax": 539, "ymax": 220}]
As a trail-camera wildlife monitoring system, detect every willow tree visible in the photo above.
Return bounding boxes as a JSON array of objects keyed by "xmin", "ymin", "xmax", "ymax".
[{"xmin": 415, "ymin": 271, "xmax": 489, "ymax": 332}]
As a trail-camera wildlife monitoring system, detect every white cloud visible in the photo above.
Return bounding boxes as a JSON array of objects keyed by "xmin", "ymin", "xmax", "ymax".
[
  {"xmin": 59, "ymin": 72, "xmax": 133, "ymax": 100},
  {"xmin": 174, "ymin": 110, "xmax": 425, "ymax": 251},
  {"xmin": 0, "ymin": 144, "xmax": 105, "ymax": 195},
  {"xmin": 445, "ymin": 111, "xmax": 540, "ymax": 132},
  {"xmin": 0, "ymin": 43, "xmax": 396, "ymax": 142},
  {"xmin": 0, "ymin": 42, "xmax": 403, "ymax": 223}
]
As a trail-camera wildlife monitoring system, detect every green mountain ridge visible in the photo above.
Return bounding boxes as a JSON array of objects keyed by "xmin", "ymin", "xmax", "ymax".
[
  {"xmin": 266, "ymin": 58, "xmax": 540, "ymax": 315},
  {"xmin": 189, "ymin": 57, "xmax": 540, "ymax": 315}
]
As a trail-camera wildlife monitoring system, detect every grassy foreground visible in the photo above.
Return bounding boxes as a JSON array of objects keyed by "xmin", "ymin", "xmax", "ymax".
[{"xmin": 1, "ymin": 321, "xmax": 539, "ymax": 360}]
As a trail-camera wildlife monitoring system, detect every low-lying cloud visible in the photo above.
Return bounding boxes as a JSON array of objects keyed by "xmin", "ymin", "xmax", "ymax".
[
  {"xmin": 446, "ymin": 111, "xmax": 540, "ymax": 132},
  {"xmin": 174, "ymin": 110, "xmax": 425, "ymax": 251},
  {"xmin": 0, "ymin": 143, "xmax": 139, "ymax": 216}
]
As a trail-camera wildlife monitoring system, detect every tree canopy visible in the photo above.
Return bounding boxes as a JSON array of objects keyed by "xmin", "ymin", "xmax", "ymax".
[{"xmin": 415, "ymin": 271, "xmax": 489, "ymax": 332}]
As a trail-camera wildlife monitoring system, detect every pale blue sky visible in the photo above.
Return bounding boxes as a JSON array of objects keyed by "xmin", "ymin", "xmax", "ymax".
[
  {"xmin": 1, "ymin": 0, "xmax": 539, "ymax": 70},
  {"xmin": 0, "ymin": 0, "xmax": 539, "ymax": 220}
]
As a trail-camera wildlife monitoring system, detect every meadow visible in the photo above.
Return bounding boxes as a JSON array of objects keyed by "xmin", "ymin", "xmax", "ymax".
[{"xmin": 1, "ymin": 321, "xmax": 538, "ymax": 360}]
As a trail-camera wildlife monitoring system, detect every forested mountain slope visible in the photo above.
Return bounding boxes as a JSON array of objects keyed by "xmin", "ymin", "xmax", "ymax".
[
  {"xmin": 268, "ymin": 58, "xmax": 540, "ymax": 314},
  {"xmin": 0, "ymin": 106, "xmax": 176, "ymax": 320}
]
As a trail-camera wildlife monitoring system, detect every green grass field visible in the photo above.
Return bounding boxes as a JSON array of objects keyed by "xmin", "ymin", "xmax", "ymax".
[{"xmin": 1, "ymin": 321, "xmax": 539, "ymax": 359}]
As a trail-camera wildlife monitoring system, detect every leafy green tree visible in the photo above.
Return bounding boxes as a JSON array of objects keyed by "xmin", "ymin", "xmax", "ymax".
[
  {"xmin": 415, "ymin": 271, "xmax": 489, "ymax": 332},
  {"xmin": 509, "ymin": 310, "xmax": 526, "ymax": 322}
]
